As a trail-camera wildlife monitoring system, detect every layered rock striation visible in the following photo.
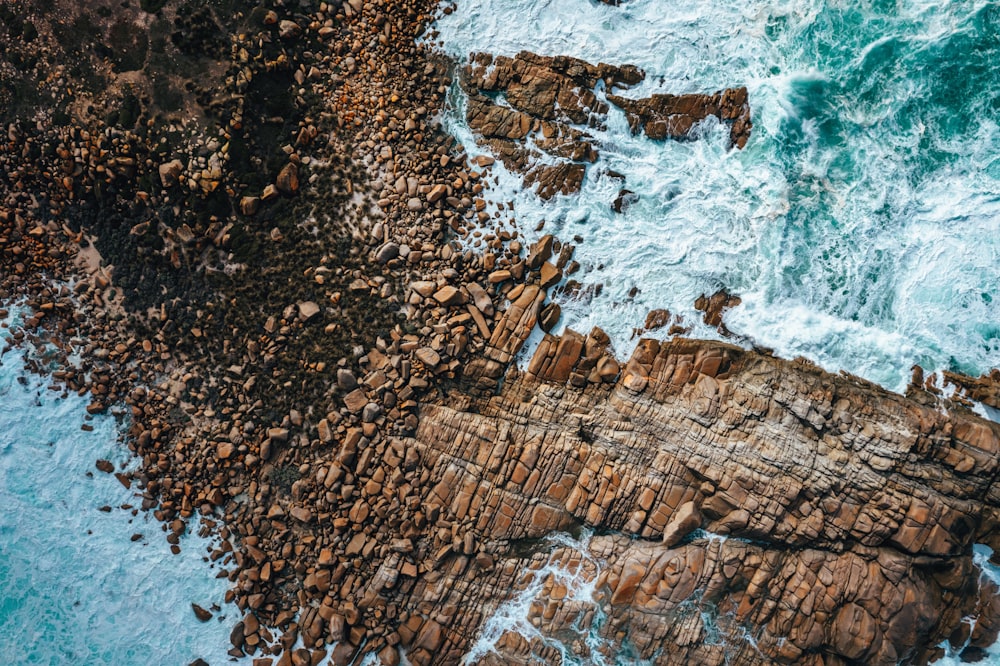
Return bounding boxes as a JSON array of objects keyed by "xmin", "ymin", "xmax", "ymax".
[{"xmin": 402, "ymin": 336, "xmax": 1000, "ymax": 665}]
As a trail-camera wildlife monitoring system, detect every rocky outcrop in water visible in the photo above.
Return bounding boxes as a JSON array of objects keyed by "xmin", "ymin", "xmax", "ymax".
[
  {"xmin": 461, "ymin": 51, "xmax": 752, "ymax": 199},
  {"xmin": 608, "ymin": 87, "xmax": 753, "ymax": 149},
  {"xmin": 461, "ymin": 51, "xmax": 642, "ymax": 198}
]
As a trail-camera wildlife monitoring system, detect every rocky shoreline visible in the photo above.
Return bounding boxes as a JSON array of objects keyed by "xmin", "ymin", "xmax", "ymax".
[{"xmin": 3, "ymin": 0, "xmax": 1000, "ymax": 665}]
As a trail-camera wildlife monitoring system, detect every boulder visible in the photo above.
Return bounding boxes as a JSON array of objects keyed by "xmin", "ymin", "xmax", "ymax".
[{"xmin": 275, "ymin": 162, "xmax": 299, "ymax": 195}]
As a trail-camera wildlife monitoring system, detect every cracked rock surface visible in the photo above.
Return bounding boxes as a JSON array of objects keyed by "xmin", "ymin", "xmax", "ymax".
[{"xmin": 399, "ymin": 336, "xmax": 1000, "ymax": 665}]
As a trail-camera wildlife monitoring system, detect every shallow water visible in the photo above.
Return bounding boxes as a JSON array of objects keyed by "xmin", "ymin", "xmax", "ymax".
[
  {"xmin": 431, "ymin": 0, "xmax": 1000, "ymax": 393},
  {"xmin": 0, "ymin": 312, "xmax": 247, "ymax": 665}
]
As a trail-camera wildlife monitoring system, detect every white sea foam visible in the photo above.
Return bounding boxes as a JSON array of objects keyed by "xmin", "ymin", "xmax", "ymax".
[
  {"xmin": 462, "ymin": 531, "xmax": 654, "ymax": 666},
  {"xmin": 934, "ymin": 545, "xmax": 1000, "ymax": 664},
  {"xmin": 430, "ymin": 0, "xmax": 1000, "ymax": 393},
  {"xmin": 0, "ymin": 311, "xmax": 249, "ymax": 665}
]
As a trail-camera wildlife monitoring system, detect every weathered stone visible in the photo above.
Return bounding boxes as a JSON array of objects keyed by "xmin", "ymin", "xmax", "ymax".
[
  {"xmin": 337, "ymin": 369, "xmax": 359, "ymax": 391},
  {"xmin": 275, "ymin": 162, "xmax": 299, "ymax": 195},
  {"xmin": 192, "ymin": 604, "xmax": 213, "ymax": 622},
  {"xmin": 375, "ymin": 242, "xmax": 400, "ymax": 264},
  {"xmin": 158, "ymin": 159, "xmax": 184, "ymax": 188},
  {"xmin": 415, "ymin": 347, "xmax": 441, "ymax": 368},
  {"xmin": 465, "ymin": 281, "xmax": 494, "ymax": 316},
  {"xmin": 538, "ymin": 261, "xmax": 562, "ymax": 289},
  {"xmin": 433, "ymin": 286, "xmax": 463, "ymax": 306},
  {"xmin": 217, "ymin": 441, "xmax": 235, "ymax": 460},
  {"xmin": 267, "ymin": 427, "xmax": 290, "ymax": 444},
  {"xmin": 298, "ymin": 301, "xmax": 321, "ymax": 322},
  {"xmin": 278, "ymin": 19, "xmax": 301, "ymax": 39},
  {"xmin": 662, "ymin": 500, "xmax": 702, "ymax": 547},
  {"xmin": 344, "ymin": 389, "xmax": 368, "ymax": 413},
  {"xmin": 644, "ymin": 308, "xmax": 671, "ymax": 331},
  {"xmin": 538, "ymin": 302, "xmax": 561, "ymax": 332},
  {"xmin": 362, "ymin": 402, "xmax": 382, "ymax": 422},
  {"xmin": 427, "ymin": 184, "xmax": 447, "ymax": 203}
]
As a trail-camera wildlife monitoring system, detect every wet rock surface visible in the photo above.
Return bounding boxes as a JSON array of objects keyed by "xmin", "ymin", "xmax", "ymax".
[
  {"xmin": 461, "ymin": 51, "xmax": 752, "ymax": 199},
  {"xmin": 461, "ymin": 51, "xmax": 641, "ymax": 199},
  {"xmin": 608, "ymin": 86, "xmax": 753, "ymax": 149}
]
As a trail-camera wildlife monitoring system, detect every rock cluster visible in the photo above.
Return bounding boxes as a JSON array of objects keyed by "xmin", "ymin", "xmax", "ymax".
[{"xmin": 461, "ymin": 51, "xmax": 642, "ymax": 198}]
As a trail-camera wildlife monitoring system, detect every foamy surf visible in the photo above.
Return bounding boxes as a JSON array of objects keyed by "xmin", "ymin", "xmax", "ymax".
[
  {"xmin": 461, "ymin": 531, "xmax": 652, "ymax": 666},
  {"xmin": 0, "ymin": 310, "xmax": 249, "ymax": 665},
  {"xmin": 430, "ymin": 0, "xmax": 1000, "ymax": 394}
]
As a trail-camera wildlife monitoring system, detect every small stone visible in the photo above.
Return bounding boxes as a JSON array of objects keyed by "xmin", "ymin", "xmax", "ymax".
[
  {"xmin": 362, "ymin": 402, "xmax": 382, "ymax": 423},
  {"xmin": 427, "ymin": 184, "xmax": 447, "ymax": 203},
  {"xmin": 539, "ymin": 262, "xmax": 562, "ymax": 289},
  {"xmin": 158, "ymin": 159, "xmax": 184, "ymax": 188},
  {"xmin": 298, "ymin": 301, "xmax": 321, "ymax": 322},
  {"xmin": 597, "ymin": 357, "xmax": 620, "ymax": 382},
  {"xmin": 240, "ymin": 196, "xmax": 260, "ymax": 216},
  {"xmin": 645, "ymin": 309, "xmax": 671, "ymax": 331},
  {"xmin": 487, "ymin": 270, "xmax": 512, "ymax": 284},
  {"xmin": 267, "ymin": 428, "xmax": 290, "ymax": 444},
  {"xmin": 378, "ymin": 645, "xmax": 401, "ymax": 666},
  {"xmin": 337, "ymin": 369, "xmax": 358, "ymax": 391},
  {"xmin": 662, "ymin": 501, "xmax": 702, "ymax": 547},
  {"xmin": 278, "ymin": 19, "xmax": 301, "ymax": 39},
  {"xmin": 527, "ymin": 234, "xmax": 554, "ymax": 269},
  {"xmin": 415, "ymin": 347, "xmax": 441, "ymax": 368},
  {"xmin": 433, "ymin": 286, "xmax": 462, "ymax": 306},
  {"xmin": 217, "ymin": 442, "xmax": 235, "ymax": 460},
  {"xmin": 539, "ymin": 302, "xmax": 561, "ymax": 332},
  {"xmin": 344, "ymin": 389, "xmax": 368, "ymax": 413},
  {"xmin": 411, "ymin": 281, "xmax": 436, "ymax": 297},
  {"xmin": 612, "ymin": 189, "xmax": 638, "ymax": 214},
  {"xmin": 406, "ymin": 197, "xmax": 423, "ymax": 211},
  {"xmin": 290, "ymin": 506, "xmax": 312, "ymax": 523},
  {"xmin": 276, "ymin": 162, "xmax": 299, "ymax": 195},
  {"xmin": 192, "ymin": 604, "xmax": 213, "ymax": 622},
  {"xmin": 466, "ymin": 282, "xmax": 493, "ymax": 316},
  {"xmin": 375, "ymin": 242, "xmax": 400, "ymax": 264},
  {"xmin": 95, "ymin": 460, "xmax": 114, "ymax": 474}
]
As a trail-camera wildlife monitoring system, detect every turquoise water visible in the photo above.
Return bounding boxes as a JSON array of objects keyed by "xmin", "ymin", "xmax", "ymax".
[
  {"xmin": 0, "ymin": 312, "xmax": 246, "ymax": 665},
  {"xmin": 431, "ymin": 0, "xmax": 1000, "ymax": 392}
]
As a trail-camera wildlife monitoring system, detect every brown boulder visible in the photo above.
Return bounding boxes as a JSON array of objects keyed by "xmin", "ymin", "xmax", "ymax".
[{"xmin": 276, "ymin": 162, "xmax": 299, "ymax": 195}]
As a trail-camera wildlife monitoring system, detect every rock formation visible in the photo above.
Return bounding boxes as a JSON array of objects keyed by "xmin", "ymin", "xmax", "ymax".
[
  {"xmin": 608, "ymin": 87, "xmax": 753, "ymax": 149},
  {"xmin": 461, "ymin": 51, "xmax": 753, "ymax": 199},
  {"xmin": 400, "ymin": 335, "xmax": 1000, "ymax": 665}
]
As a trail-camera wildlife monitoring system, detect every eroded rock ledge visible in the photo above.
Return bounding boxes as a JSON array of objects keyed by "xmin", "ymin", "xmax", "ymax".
[
  {"xmin": 461, "ymin": 51, "xmax": 752, "ymax": 198},
  {"xmin": 400, "ymin": 336, "xmax": 1000, "ymax": 665}
]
